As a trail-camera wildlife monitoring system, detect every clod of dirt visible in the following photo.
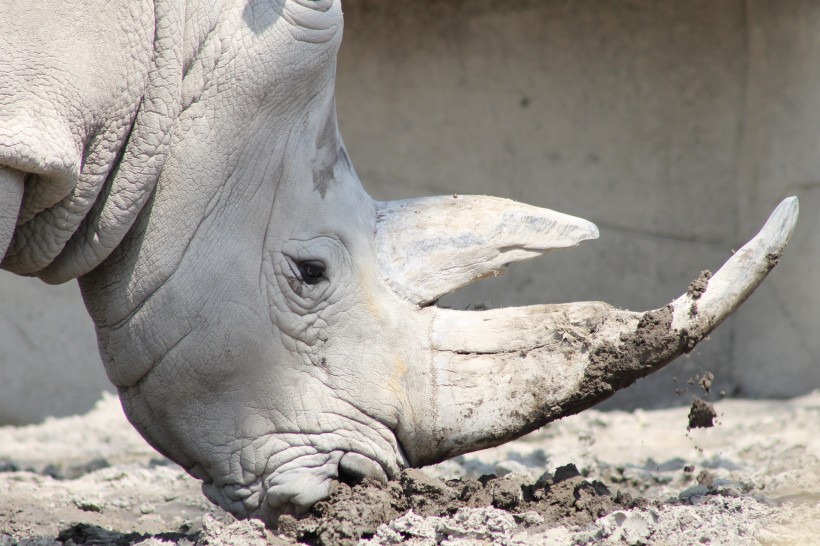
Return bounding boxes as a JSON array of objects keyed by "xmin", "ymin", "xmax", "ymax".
[
  {"xmin": 687, "ymin": 270, "xmax": 712, "ymax": 300},
  {"xmin": 277, "ymin": 465, "xmax": 642, "ymax": 546},
  {"xmin": 688, "ymin": 396, "xmax": 717, "ymax": 429},
  {"xmin": 697, "ymin": 469, "xmax": 715, "ymax": 488},
  {"xmin": 766, "ymin": 251, "xmax": 782, "ymax": 270},
  {"xmin": 277, "ymin": 478, "xmax": 404, "ymax": 546},
  {"xmin": 523, "ymin": 463, "xmax": 622, "ymax": 526},
  {"xmin": 699, "ymin": 372, "xmax": 714, "ymax": 393}
]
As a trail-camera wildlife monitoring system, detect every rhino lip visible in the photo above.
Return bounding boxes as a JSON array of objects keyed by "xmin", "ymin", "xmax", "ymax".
[
  {"xmin": 388, "ymin": 197, "xmax": 799, "ymax": 467},
  {"xmin": 337, "ymin": 451, "xmax": 390, "ymax": 484}
]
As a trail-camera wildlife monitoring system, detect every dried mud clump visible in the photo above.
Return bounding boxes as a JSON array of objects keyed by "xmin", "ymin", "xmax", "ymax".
[
  {"xmin": 276, "ymin": 477, "xmax": 404, "ymax": 546},
  {"xmin": 687, "ymin": 270, "xmax": 713, "ymax": 300},
  {"xmin": 277, "ymin": 465, "xmax": 642, "ymax": 546},
  {"xmin": 688, "ymin": 396, "xmax": 717, "ymax": 429},
  {"xmin": 698, "ymin": 372, "xmax": 714, "ymax": 393},
  {"xmin": 766, "ymin": 251, "xmax": 782, "ymax": 270}
]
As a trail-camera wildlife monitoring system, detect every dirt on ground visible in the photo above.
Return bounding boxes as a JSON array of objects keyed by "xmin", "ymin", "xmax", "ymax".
[
  {"xmin": 1, "ymin": 391, "xmax": 819, "ymax": 545},
  {"xmin": 277, "ymin": 464, "xmax": 643, "ymax": 545}
]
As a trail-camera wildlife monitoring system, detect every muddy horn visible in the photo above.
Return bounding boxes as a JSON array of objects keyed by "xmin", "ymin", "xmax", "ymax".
[{"xmin": 391, "ymin": 197, "xmax": 799, "ymax": 467}]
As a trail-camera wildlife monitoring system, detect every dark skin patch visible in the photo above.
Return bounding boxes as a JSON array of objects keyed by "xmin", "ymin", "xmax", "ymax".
[
  {"xmin": 312, "ymin": 116, "xmax": 340, "ymax": 198},
  {"xmin": 313, "ymin": 163, "xmax": 335, "ymax": 199}
]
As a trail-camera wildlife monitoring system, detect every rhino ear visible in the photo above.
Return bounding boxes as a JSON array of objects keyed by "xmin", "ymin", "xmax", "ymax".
[{"xmin": 375, "ymin": 195, "xmax": 598, "ymax": 305}]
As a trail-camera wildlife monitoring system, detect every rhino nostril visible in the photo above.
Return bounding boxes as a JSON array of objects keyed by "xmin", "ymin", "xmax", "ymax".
[{"xmin": 338, "ymin": 452, "xmax": 387, "ymax": 485}]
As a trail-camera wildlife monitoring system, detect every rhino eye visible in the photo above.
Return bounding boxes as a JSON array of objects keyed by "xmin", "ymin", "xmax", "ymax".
[{"xmin": 297, "ymin": 260, "xmax": 326, "ymax": 284}]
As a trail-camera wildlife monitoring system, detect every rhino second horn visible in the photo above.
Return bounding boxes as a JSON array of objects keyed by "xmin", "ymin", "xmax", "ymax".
[
  {"xmin": 375, "ymin": 195, "xmax": 599, "ymax": 305},
  {"xmin": 400, "ymin": 197, "xmax": 798, "ymax": 467}
]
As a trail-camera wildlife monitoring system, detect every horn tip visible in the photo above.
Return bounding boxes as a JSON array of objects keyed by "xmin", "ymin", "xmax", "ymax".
[
  {"xmin": 587, "ymin": 221, "xmax": 600, "ymax": 241},
  {"xmin": 768, "ymin": 196, "xmax": 799, "ymax": 248}
]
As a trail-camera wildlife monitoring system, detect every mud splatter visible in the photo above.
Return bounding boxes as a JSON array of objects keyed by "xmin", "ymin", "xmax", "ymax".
[
  {"xmin": 277, "ymin": 465, "xmax": 642, "ymax": 546},
  {"xmin": 688, "ymin": 396, "xmax": 716, "ymax": 429},
  {"xmin": 563, "ymin": 304, "xmax": 702, "ymax": 420},
  {"xmin": 687, "ymin": 270, "xmax": 712, "ymax": 300},
  {"xmin": 699, "ymin": 372, "xmax": 714, "ymax": 394},
  {"xmin": 766, "ymin": 251, "xmax": 782, "ymax": 270}
]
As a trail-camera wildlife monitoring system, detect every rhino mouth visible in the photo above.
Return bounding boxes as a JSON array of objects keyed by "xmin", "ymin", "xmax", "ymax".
[{"xmin": 254, "ymin": 448, "xmax": 397, "ymax": 521}]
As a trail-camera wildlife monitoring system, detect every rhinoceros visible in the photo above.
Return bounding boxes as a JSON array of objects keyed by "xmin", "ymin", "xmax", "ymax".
[{"xmin": 0, "ymin": 0, "xmax": 798, "ymax": 524}]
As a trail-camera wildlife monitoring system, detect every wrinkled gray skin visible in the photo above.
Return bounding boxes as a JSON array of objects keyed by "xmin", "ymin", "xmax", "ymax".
[{"xmin": 0, "ymin": 0, "xmax": 798, "ymax": 525}]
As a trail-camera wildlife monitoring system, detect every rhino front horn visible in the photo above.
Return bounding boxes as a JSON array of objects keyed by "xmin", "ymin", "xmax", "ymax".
[{"xmin": 385, "ymin": 196, "xmax": 798, "ymax": 466}]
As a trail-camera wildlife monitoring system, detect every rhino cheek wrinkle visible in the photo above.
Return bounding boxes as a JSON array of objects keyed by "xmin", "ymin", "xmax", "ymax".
[{"xmin": 0, "ymin": 0, "xmax": 800, "ymax": 526}]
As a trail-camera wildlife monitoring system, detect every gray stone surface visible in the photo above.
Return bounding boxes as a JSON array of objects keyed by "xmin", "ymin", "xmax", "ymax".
[{"xmin": 1, "ymin": 0, "xmax": 818, "ymax": 423}]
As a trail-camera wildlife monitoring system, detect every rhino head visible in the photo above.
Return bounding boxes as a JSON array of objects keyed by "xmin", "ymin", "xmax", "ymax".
[{"xmin": 0, "ymin": 0, "xmax": 798, "ymax": 524}]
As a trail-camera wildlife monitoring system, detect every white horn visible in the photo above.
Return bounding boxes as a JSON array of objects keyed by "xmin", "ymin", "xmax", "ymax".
[{"xmin": 375, "ymin": 195, "xmax": 598, "ymax": 305}]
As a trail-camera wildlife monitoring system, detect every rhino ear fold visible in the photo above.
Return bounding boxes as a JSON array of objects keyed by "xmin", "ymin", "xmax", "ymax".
[{"xmin": 374, "ymin": 195, "xmax": 599, "ymax": 305}]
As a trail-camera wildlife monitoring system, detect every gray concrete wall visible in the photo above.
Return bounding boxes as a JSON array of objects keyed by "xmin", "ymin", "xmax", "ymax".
[
  {"xmin": 0, "ymin": 276, "xmax": 112, "ymax": 424},
  {"xmin": 1, "ymin": 0, "xmax": 818, "ymax": 423}
]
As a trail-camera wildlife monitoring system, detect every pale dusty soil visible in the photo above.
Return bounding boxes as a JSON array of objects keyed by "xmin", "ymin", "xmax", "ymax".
[{"xmin": 1, "ymin": 391, "xmax": 819, "ymax": 546}]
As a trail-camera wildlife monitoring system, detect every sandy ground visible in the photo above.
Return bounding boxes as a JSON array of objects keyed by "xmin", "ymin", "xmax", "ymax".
[{"xmin": 1, "ymin": 390, "xmax": 818, "ymax": 545}]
